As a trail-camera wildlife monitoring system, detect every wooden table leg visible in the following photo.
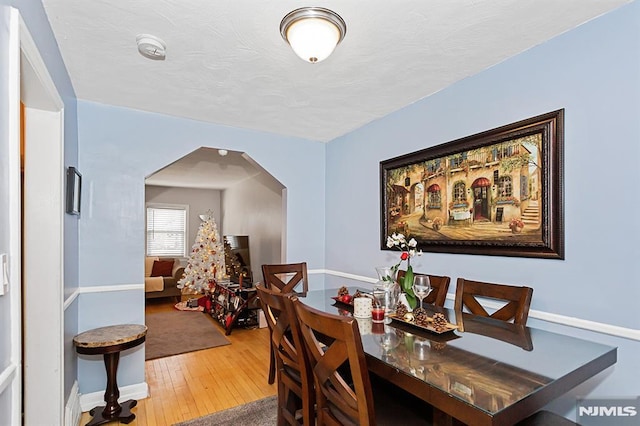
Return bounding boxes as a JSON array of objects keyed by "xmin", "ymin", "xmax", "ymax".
[{"xmin": 85, "ymin": 351, "xmax": 137, "ymax": 426}]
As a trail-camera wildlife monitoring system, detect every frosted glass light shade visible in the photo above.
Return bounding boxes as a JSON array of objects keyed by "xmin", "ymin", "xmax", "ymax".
[
  {"xmin": 280, "ymin": 7, "xmax": 346, "ymax": 64},
  {"xmin": 286, "ymin": 18, "xmax": 340, "ymax": 63}
]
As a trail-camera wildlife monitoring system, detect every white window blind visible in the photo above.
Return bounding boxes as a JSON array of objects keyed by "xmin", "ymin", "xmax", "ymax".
[{"xmin": 146, "ymin": 205, "xmax": 187, "ymax": 256}]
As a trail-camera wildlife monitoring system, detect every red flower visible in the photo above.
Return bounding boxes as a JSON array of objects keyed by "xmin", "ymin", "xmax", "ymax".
[{"xmin": 400, "ymin": 252, "xmax": 409, "ymax": 260}]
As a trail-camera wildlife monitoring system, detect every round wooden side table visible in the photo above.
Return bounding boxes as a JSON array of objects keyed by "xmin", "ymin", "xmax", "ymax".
[{"xmin": 74, "ymin": 324, "xmax": 147, "ymax": 426}]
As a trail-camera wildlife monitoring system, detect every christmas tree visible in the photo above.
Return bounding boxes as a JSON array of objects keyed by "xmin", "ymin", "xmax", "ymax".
[{"xmin": 177, "ymin": 212, "xmax": 225, "ymax": 293}]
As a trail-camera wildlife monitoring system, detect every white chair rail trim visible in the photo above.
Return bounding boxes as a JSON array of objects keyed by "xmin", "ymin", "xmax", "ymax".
[
  {"xmin": 66, "ymin": 275, "xmax": 639, "ymax": 342},
  {"xmin": 320, "ymin": 269, "xmax": 640, "ymax": 342},
  {"xmin": 64, "ymin": 284, "xmax": 144, "ymax": 310},
  {"xmin": 0, "ymin": 363, "xmax": 17, "ymax": 395},
  {"xmin": 63, "ymin": 288, "xmax": 79, "ymax": 310}
]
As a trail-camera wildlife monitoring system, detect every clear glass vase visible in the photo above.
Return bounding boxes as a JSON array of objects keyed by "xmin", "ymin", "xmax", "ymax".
[{"xmin": 373, "ymin": 266, "xmax": 400, "ymax": 322}]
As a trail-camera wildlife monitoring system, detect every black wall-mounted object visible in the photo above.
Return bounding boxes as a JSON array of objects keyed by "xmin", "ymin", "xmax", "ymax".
[{"xmin": 66, "ymin": 166, "xmax": 82, "ymax": 215}]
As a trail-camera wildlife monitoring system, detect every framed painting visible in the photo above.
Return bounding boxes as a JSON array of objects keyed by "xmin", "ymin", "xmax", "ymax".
[
  {"xmin": 66, "ymin": 166, "xmax": 82, "ymax": 215},
  {"xmin": 380, "ymin": 109, "xmax": 564, "ymax": 259}
]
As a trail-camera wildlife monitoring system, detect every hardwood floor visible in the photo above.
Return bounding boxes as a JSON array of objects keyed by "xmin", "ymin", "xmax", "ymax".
[{"xmin": 79, "ymin": 299, "xmax": 275, "ymax": 425}]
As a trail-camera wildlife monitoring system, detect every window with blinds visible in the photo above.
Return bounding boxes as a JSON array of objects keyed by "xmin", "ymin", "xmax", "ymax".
[{"xmin": 146, "ymin": 205, "xmax": 188, "ymax": 257}]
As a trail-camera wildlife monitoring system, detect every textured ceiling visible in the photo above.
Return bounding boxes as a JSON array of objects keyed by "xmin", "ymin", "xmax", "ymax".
[
  {"xmin": 42, "ymin": 0, "xmax": 629, "ymax": 189},
  {"xmin": 43, "ymin": 0, "xmax": 629, "ymax": 144}
]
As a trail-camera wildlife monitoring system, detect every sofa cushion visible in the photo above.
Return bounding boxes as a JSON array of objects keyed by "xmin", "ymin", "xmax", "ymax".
[
  {"xmin": 151, "ymin": 259, "xmax": 175, "ymax": 277},
  {"xmin": 145, "ymin": 256, "xmax": 159, "ymax": 277}
]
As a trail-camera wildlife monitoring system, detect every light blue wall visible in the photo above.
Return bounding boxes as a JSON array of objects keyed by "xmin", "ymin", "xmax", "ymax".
[
  {"xmin": 77, "ymin": 291, "xmax": 146, "ymax": 391},
  {"xmin": 12, "ymin": 0, "xmax": 638, "ymax": 415},
  {"xmin": 77, "ymin": 101, "xmax": 326, "ymax": 392},
  {"xmin": 326, "ymin": 0, "xmax": 639, "ymax": 417}
]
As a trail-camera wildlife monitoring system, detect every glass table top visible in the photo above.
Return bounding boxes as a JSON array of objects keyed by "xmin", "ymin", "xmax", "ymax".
[{"xmin": 299, "ymin": 287, "xmax": 617, "ymax": 417}]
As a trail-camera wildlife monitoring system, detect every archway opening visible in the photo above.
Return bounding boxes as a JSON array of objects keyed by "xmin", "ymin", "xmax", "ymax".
[{"xmin": 143, "ymin": 146, "xmax": 285, "ymax": 317}]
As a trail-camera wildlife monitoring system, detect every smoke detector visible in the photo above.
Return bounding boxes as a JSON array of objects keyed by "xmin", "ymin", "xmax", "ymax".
[{"xmin": 136, "ymin": 34, "xmax": 166, "ymax": 60}]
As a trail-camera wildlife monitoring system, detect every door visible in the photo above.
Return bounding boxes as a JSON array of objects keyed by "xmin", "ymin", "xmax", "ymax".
[
  {"xmin": 20, "ymin": 23, "xmax": 65, "ymax": 424},
  {"xmin": 0, "ymin": 6, "xmax": 22, "ymax": 425},
  {"xmin": 473, "ymin": 186, "xmax": 489, "ymax": 220}
]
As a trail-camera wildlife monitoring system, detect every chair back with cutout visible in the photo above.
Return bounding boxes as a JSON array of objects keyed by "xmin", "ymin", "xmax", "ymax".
[
  {"xmin": 454, "ymin": 278, "xmax": 533, "ymax": 326},
  {"xmin": 262, "ymin": 262, "xmax": 309, "ymax": 295}
]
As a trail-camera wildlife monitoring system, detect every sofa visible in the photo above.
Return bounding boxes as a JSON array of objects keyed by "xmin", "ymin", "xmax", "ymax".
[{"xmin": 145, "ymin": 257, "xmax": 186, "ymax": 300}]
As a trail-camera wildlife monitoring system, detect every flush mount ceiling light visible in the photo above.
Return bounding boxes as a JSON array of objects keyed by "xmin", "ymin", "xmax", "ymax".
[
  {"xmin": 280, "ymin": 7, "xmax": 346, "ymax": 64},
  {"xmin": 136, "ymin": 34, "xmax": 166, "ymax": 60},
  {"xmin": 217, "ymin": 149, "xmax": 228, "ymax": 156}
]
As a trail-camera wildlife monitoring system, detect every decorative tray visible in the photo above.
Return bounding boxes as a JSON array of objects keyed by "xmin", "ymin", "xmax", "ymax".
[
  {"xmin": 331, "ymin": 291, "xmax": 373, "ymax": 307},
  {"xmin": 387, "ymin": 313, "xmax": 458, "ymax": 335}
]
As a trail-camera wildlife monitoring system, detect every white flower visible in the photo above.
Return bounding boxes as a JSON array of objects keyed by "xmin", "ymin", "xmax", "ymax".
[
  {"xmin": 386, "ymin": 236, "xmax": 394, "ymax": 248},
  {"xmin": 387, "ymin": 233, "xmax": 422, "ymax": 262}
]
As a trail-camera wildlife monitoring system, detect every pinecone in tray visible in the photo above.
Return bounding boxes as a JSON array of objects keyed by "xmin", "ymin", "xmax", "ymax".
[
  {"xmin": 413, "ymin": 307, "xmax": 427, "ymax": 316},
  {"xmin": 432, "ymin": 313, "xmax": 449, "ymax": 332},
  {"xmin": 414, "ymin": 308, "xmax": 430, "ymax": 327},
  {"xmin": 337, "ymin": 286, "xmax": 349, "ymax": 296},
  {"xmin": 395, "ymin": 302, "xmax": 409, "ymax": 318}
]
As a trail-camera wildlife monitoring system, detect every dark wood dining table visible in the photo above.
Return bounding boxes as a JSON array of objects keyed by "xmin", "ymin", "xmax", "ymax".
[{"xmin": 300, "ymin": 288, "xmax": 617, "ymax": 426}]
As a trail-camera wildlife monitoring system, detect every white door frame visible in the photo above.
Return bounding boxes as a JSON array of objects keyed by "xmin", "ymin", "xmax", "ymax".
[
  {"xmin": 1, "ymin": 7, "xmax": 21, "ymax": 426},
  {"xmin": 19, "ymin": 14, "xmax": 65, "ymax": 425}
]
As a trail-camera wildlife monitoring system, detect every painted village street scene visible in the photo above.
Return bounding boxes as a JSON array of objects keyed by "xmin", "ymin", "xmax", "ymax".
[{"xmin": 385, "ymin": 134, "xmax": 543, "ymax": 244}]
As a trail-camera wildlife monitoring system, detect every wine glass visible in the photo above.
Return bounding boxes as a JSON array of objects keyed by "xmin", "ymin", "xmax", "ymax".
[{"xmin": 412, "ymin": 275, "xmax": 432, "ymax": 309}]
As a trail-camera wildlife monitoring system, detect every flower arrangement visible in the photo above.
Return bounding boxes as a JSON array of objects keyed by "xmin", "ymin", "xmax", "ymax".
[
  {"xmin": 386, "ymin": 233, "xmax": 421, "ymax": 309},
  {"xmin": 496, "ymin": 196, "xmax": 521, "ymax": 206},
  {"xmin": 509, "ymin": 218, "xmax": 525, "ymax": 230}
]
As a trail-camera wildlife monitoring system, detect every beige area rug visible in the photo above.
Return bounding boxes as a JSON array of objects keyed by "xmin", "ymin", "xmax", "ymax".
[
  {"xmin": 173, "ymin": 396, "xmax": 277, "ymax": 426},
  {"xmin": 145, "ymin": 310, "xmax": 230, "ymax": 360}
]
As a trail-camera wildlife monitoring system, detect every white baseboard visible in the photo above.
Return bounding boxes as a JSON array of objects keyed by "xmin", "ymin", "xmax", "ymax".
[
  {"xmin": 65, "ymin": 381, "xmax": 81, "ymax": 426},
  {"xmin": 79, "ymin": 381, "xmax": 149, "ymax": 413}
]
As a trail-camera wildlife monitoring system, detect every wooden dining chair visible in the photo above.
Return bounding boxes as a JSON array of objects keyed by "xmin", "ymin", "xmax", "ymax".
[
  {"xmin": 293, "ymin": 296, "xmax": 375, "ymax": 425},
  {"xmin": 454, "ymin": 278, "xmax": 534, "ymax": 326},
  {"xmin": 262, "ymin": 262, "xmax": 309, "ymax": 294},
  {"xmin": 262, "ymin": 262, "xmax": 310, "ymax": 384},
  {"xmin": 292, "ymin": 297, "xmax": 431, "ymax": 426},
  {"xmin": 255, "ymin": 284, "xmax": 314, "ymax": 425},
  {"xmin": 397, "ymin": 271, "xmax": 451, "ymax": 307}
]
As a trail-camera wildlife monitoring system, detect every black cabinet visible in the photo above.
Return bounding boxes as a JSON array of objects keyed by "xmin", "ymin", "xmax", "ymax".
[{"xmin": 209, "ymin": 281, "xmax": 259, "ymax": 335}]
